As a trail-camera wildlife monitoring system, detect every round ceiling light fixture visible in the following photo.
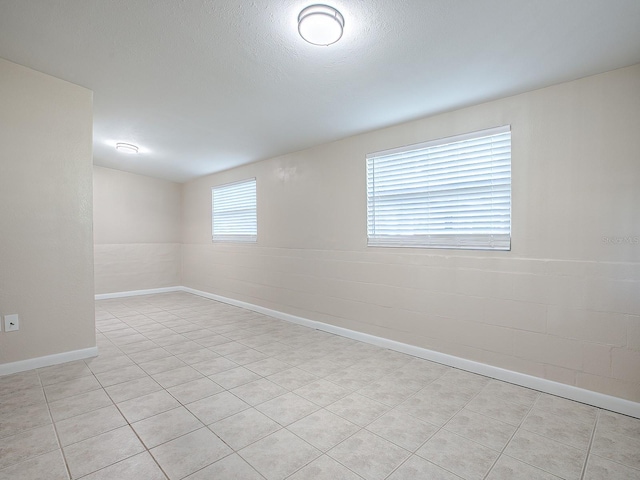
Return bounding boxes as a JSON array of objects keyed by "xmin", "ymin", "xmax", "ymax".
[
  {"xmin": 115, "ymin": 142, "xmax": 139, "ymax": 154},
  {"xmin": 298, "ymin": 4, "xmax": 345, "ymax": 46}
]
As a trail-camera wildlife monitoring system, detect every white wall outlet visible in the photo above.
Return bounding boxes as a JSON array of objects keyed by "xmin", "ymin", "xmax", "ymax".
[{"xmin": 4, "ymin": 314, "xmax": 19, "ymax": 332}]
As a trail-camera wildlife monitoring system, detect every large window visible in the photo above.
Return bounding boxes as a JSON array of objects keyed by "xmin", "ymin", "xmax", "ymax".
[
  {"xmin": 367, "ymin": 126, "xmax": 511, "ymax": 250},
  {"xmin": 211, "ymin": 178, "xmax": 257, "ymax": 242}
]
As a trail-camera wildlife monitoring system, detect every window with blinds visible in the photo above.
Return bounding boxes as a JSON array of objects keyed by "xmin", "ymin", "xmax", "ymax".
[
  {"xmin": 367, "ymin": 126, "xmax": 511, "ymax": 250},
  {"xmin": 211, "ymin": 178, "xmax": 257, "ymax": 243}
]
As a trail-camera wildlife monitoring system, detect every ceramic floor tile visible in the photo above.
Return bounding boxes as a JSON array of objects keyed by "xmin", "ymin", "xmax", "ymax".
[
  {"xmin": 225, "ymin": 349, "xmax": 269, "ymax": 365},
  {"xmin": 0, "ymin": 371, "xmax": 41, "ymax": 394},
  {"xmin": 0, "ymin": 449, "xmax": 69, "ymax": 480},
  {"xmin": 186, "ymin": 391, "xmax": 251, "ymax": 425},
  {"xmin": 64, "ymin": 425, "xmax": 145, "ymax": 478},
  {"xmin": 504, "ymin": 429, "xmax": 586, "ymax": 480},
  {"xmin": 117, "ymin": 390, "xmax": 180, "ymax": 423},
  {"xmin": 175, "ymin": 348, "xmax": 220, "ymax": 365},
  {"xmin": 0, "ymin": 402, "xmax": 52, "ymax": 438},
  {"xmin": 48, "ymin": 389, "xmax": 113, "ymax": 422},
  {"xmin": 239, "ymin": 429, "xmax": 320, "ymax": 480},
  {"xmin": 119, "ymin": 339, "xmax": 159, "ymax": 355},
  {"xmin": 583, "ymin": 454, "xmax": 640, "ymax": 480},
  {"xmin": 111, "ymin": 333, "xmax": 149, "ymax": 347},
  {"xmin": 55, "ymin": 404, "xmax": 127, "ymax": 446},
  {"xmin": 255, "ymin": 392, "xmax": 319, "ymax": 426},
  {"xmin": 38, "ymin": 361, "xmax": 92, "ymax": 386},
  {"xmin": 294, "ymin": 379, "xmax": 351, "ymax": 407},
  {"xmin": 328, "ymin": 429, "xmax": 410, "ymax": 480},
  {"xmin": 154, "ymin": 333, "xmax": 189, "ymax": 347},
  {"xmin": 266, "ymin": 367, "xmax": 318, "ymax": 391},
  {"xmin": 596, "ymin": 410, "xmax": 640, "ymax": 439},
  {"xmin": 209, "ymin": 366, "xmax": 261, "ymax": 389},
  {"xmin": 480, "ymin": 380, "xmax": 540, "ymax": 407},
  {"xmin": 94, "ymin": 365, "xmax": 148, "ymax": 388},
  {"xmin": 464, "ymin": 393, "xmax": 531, "ymax": 426},
  {"xmin": 132, "ymin": 406, "xmax": 203, "ymax": 448},
  {"xmin": 139, "ymin": 356, "xmax": 187, "ymax": 375},
  {"xmin": 244, "ymin": 358, "xmax": 291, "ymax": 377},
  {"xmin": 444, "ymin": 409, "xmax": 517, "ymax": 451},
  {"xmin": 394, "ymin": 395, "xmax": 461, "ymax": 427},
  {"xmin": 357, "ymin": 378, "xmax": 423, "ymax": 407},
  {"xmin": 200, "ymin": 337, "xmax": 239, "ymax": 350},
  {"xmin": 416, "ymin": 381, "xmax": 477, "ymax": 406},
  {"xmin": 416, "ymin": 429, "xmax": 499, "ymax": 480},
  {"xmin": 80, "ymin": 452, "xmax": 167, "ymax": 480},
  {"xmin": 43, "ymin": 375, "xmax": 102, "ymax": 402},
  {"xmin": 230, "ymin": 379, "xmax": 288, "ymax": 406},
  {"xmin": 438, "ymin": 369, "xmax": 490, "ymax": 393},
  {"xmin": 150, "ymin": 427, "xmax": 232, "ymax": 480},
  {"xmin": 191, "ymin": 357, "xmax": 239, "ymax": 376},
  {"xmin": 387, "ymin": 455, "xmax": 463, "ymax": 480},
  {"xmin": 3, "ymin": 294, "xmax": 637, "ymax": 480},
  {"xmin": 209, "ymin": 408, "xmax": 281, "ymax": 450},
  {"xmin": 324, "ymin": 368, "xmax": 381, "ymax": 391},
  {"xmin": 104, "ymin": 376, "xmax": 163, "ymax": 403},
  {"xmin": 151, "ymin": 365, "xmax": 204, "ymax": 389},
  {"xmin": 183, "ymin": 453, "xmax": 264, "ymax": 480},
  {"xmin": 366, "ymin": 410, "xmax": 438, "ymax": 452},
  {"xmin": 85, "ymin": 354, "xmax": 136, "ymax": 374},
  {"xmin": 486, "ymin": 455, "xmax": 561, "ymax": 480},
  {"xmin": 166, "ymin": 377, "xmax": 223, "ymax": 404},
  {"xmin": 0, "ymin": 424, "xmax": 59, "ymax": 470},
  {"xmin": 127, "ymin": 347, "xmax": 173, "ymax": 365},
  {"xmin": 325, "ymin": 393, "xmax": 389, "ymax": 427},
  {"xmin": 163, "ymin": 340, "xmax": 203, "ymax": 355},
  {"xmin": 0, "ymin": 385, "xmax": 46, "ymax": 412},
  {"xmin": 521, "ymin": 408, "xmax": 593, "ymax": 450},
  {"xmin": 182, "ymin": 329, "xmax": 216, "ymax": 340},
  {"xmin": 590, "ymin": 426, "xmax": 640, "ymax": 470},
  {"xmin": 288, "ymin": 409, "xmax": 360, "ymax": 452},
  {"xmin": 287, "ymin": 454, "xmax": 362, "ymax": 480},
  {"xmin": 533, "ymin": 394, "xmax": 598, "ymax": 425}
]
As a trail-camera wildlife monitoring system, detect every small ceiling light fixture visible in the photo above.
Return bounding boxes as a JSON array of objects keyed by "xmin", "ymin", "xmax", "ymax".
[
  {"xmin": 115, "ymin": 142, "xmax": 139, "ymax": 154},
  {"xmin": 298, "ymin": 4, "xmax": 345, "ymax": 46}
]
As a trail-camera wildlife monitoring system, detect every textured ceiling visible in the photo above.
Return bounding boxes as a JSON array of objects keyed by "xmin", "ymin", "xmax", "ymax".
[{"xmin": 1, "ymin": 0, "xmax": 639, "ymax": 182}]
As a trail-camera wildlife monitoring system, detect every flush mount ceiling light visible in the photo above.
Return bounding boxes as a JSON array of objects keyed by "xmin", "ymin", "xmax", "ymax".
[
  {"xmin": 115, "ymin": 142, "xmax": 139, "ymax": 154},
  {"xmin": 298, "ymin": 4, "xmax": 345, "ymax": 46}
]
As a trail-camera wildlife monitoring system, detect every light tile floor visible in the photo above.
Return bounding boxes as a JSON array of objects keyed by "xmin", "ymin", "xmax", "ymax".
[{"xmin": 1, "ymin": 292, "xmax": 639, "ymax": 479}]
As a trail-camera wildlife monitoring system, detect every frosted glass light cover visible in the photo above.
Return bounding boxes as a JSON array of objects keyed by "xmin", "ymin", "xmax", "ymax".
[{"xmin": 298, "ymin": 5, "xmax": 344, "ymax": 46}]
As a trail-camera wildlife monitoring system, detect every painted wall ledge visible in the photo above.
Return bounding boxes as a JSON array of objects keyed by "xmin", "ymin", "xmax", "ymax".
[{"xmin": 93, "ymin": 285, "xmax": 640, "ymax": 419}]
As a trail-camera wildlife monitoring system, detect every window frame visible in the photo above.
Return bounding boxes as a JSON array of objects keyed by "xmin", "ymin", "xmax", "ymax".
[
  {"xmin": 366, "ymin": 125, "xmax": 511, "ymax": 251},
  {"xmin": 211, "ymin": 178, "xmax": 257, "ymax": 243}
]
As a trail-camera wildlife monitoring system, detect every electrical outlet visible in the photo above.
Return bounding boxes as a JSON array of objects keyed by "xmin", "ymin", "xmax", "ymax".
[{"xmin": 4, "ymin": 314, "xmax": 19, "ymax": 332}]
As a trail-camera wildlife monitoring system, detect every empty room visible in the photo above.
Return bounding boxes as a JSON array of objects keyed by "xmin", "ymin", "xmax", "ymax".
[{"xmin": 1, "ymin": 1, "xmax": 639, "ymax": 479}]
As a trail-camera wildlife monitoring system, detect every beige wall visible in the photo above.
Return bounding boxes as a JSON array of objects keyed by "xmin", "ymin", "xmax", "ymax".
[
  {"xmin": 93, "ymin": 166, "xmax": 181, "ymax": 293},
  {"xmin": 182, "ymin": 64, "xmax": 640, "ymax": 402},
  {"xmin": 0, "ymin": 58, "xmax": 95, "ymax": 365}
]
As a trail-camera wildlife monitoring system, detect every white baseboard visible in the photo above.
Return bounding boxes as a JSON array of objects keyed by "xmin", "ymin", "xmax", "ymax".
[
  {"xmin": 0, "ymin": 347, "xmax": 98, "ymax": 377},
  {"xmin": 98, "ymin": 286, "xmax": 640, "ymax": 419},
  {"xmin": 95, "ymin": 286, "xmax": 182, "ymax": 300}
]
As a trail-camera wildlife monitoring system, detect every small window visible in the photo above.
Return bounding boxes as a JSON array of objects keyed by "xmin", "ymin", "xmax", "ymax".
[
  {"xmin": 367, "ymin": 126, "xmax": 511, "ymax": 250},
  {"xmin": 212, "ymin": 178, "xmax": 257, "ymax": 242}
]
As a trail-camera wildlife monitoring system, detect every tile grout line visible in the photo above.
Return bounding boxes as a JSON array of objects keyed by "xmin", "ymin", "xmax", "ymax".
[
  {"xmin": 579, "ymin": 409, "xmax": 599, "ymax": 480},
  {"xmin": 101, "ymin": 380, "xmax": 173, "ymax": 480},
  {"xmin": 95, "ymin": 325, "xmax": 175, "ymax": 479},
  {"xmin": 38, "ymin": 369, "xmax": 74, "ymax": 480},
  {"xmin": 479, "ymin": 387, "xmax": 540, "ymax": 480}
]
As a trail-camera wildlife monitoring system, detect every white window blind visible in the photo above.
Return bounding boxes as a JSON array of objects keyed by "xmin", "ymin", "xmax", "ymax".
[
  {"xmin": 212, "ymin": 178, "xmax": 257, "ymax": 243},
  {"xmin": 367, "ymin": 126, "xmax": 511, "ymax": 250}
]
